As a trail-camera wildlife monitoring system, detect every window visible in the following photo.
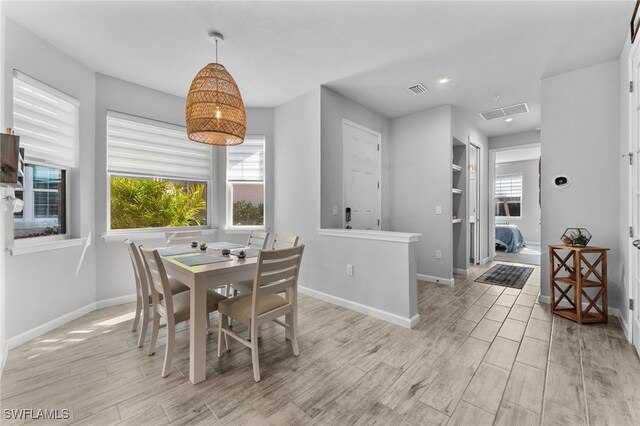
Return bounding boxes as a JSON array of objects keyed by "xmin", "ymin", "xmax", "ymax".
[
  {"xmin": 227, "ymin": 136, "xmax": 265, "ymax": 228},
  {"xmin": 495, "ymin": 173, "xmax": 522, "ymax": 218},
  {"xmin": 107, "ymin": 112, "xmax": 212, "ymax": 231},
  {"xmin": 12, "ymin": 71, "xmax": 77, "ymax": 240}
]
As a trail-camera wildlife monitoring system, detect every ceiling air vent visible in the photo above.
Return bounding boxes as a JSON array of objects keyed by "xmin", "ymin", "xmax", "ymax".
[
  {"xmin": 479, "ymin": 102, "xmax": 529, "ymax": 121},
  {"xmin": 407, "ymin": 83, "xmax": 429, "ymax": 94}
]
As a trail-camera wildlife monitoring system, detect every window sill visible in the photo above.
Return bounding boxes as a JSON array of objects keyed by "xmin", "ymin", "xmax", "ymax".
[
  {"xmin": 9, "ymin": 237, "xmax": 87, "ymax": 256},
  {"xmin": 496, "ymin": 217, "xmax": 523, "ymax": 222},
  {"xmin": 318, "ymin": 229, "xmax": 421, "ymax": 243},
  {"xmin": 222, "ymin": 227, "xmax": 267, "ymax": 235},
  {"xmin": 102, "ymin": 228, "xmax": 218, "ymax": 243}
]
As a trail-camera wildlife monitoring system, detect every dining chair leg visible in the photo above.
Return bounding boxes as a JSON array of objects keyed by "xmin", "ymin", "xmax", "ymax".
[
  {"xmin": 132, "ymin": 294, "xmax": 142, "ymax": 332},
  {"xmin": 137, "ymin": 302, "xmax": 150, "ymax": 348},
  {"xmin": 250, "ymin": 321, "xmax": 260, "ymax": 382},
  {"xmin": 162, "ymin": 319, "xmax": 175, "ymax": 378},
  {"xmin": 206, "ymin": 313, "xmax": 213, "ymax": 335},
  {"xmin": 147, "ymin": 307, "xmax": 160, "ymax": 356},
  {"xmin": 217, "ymin": 315, "xmax": 225, "ymax": 358},
  {"xmin": 288, "ymin": 311, "xmax": 300, "ymax": 356}
]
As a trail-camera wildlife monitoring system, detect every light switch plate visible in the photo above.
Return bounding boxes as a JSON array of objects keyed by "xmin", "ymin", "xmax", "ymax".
[
  {"xmin": 333, "ymin": 206, "xmax": 338, "ymax": 215},
  {"xmin": 436, "ymin": 206, "xmax": 442, "ymax": 215}
]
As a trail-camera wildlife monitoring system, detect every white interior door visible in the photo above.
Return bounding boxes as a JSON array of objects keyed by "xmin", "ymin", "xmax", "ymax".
[
  {"xmin": 632, "ymin": 48, "xmax": 640, "ymax": 353},
  {"xmin": 343, "ymin": 120, "xmax": 381, "ymax": 230}
]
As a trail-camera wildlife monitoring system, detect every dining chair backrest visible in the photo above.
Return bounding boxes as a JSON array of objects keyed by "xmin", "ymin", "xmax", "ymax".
[
  {"xmin": 166, "ymin": 230, "xmax": 203, "ymax": 247},
  {"xmin": 125, "ymin": 240, "xmax": 150, "ymax": 303},
  {"xmin": 247, "ymin": 230, "xmax": 269, "ymax": 249},
  {"xmin": 139, "ymin": 247, "xmax": 174, "ymax": 315},
  {"xmin": 271, "ymin": 234, "xmax": 299, "ymax": 250},
  {"xmin": 251, "ymin": 245, "xmax": 305, "ymax": 315}
]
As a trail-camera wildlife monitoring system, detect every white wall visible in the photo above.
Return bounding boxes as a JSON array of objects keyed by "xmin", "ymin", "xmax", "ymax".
[
  {"xmin": 452, "ymin": 107, "xmax": 490, "ymax": 264},
  {"xmin": 320, "ymin": 87, "xmax": 391, "ymax": 229},
  {"xmin": 0, "ymin": 0, "xmax": 7, "ymax": 372},
  {"xmin": 94, "ymin": 73, "xmax": 275, "ymax": 301},
  {"xmin": 489, "ymin": 130, "xmax": 540, "ymax": 150},
  {"xmin": 2, "ymin": 19, "xmax": 97, "ymax": 341},
  {"xmin": 389, "ymin": 105, "xmax": 452, "ymax": 281},
  {"xmin": 541, "ymin": 60, "xmax": 622, "ymax": 313},
  {"xmin": 495, "ymin": 159, "xmax": 541, "ymax": 244},
  {"xmin": 274, "ymin": 89, "xmax": 419, "ymax": 325}
]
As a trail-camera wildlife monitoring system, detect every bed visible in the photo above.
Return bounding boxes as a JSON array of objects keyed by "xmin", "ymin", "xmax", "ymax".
[{"xmin": 495, "ymin": 223, "xmax": 526, "ymax": 253}]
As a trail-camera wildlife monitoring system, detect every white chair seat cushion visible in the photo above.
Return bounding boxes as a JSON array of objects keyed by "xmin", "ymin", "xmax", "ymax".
[
  {"xmin": 231, "ymin": 280, "xmax": 253, "ymax": 294},
  {"xmin": 172, "ymin": 289, "xmax": 227, "ymax": 325},
  {"xmin": 218, "ymin": 293, "xmax": 288, "ymax": 326}
]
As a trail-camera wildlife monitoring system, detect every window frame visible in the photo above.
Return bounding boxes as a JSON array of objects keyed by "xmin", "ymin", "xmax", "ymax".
[
  {"xmin": 105, "ymin": 111, "xmax": 214, "ymax": 235},
  {"xmin": 106, "ymin": 172, "xmax": 212, "ymax": 234},
  {"xmin": 495, "ymin": 172, "xmax": 523, "ymax": 219},
  {"xmin": 14, "ymin": 161, "xmax": 70, "ymax": 243},
  {"xmin": 225, "ymin": 135, "xmax": 266, "ymax": 230}
]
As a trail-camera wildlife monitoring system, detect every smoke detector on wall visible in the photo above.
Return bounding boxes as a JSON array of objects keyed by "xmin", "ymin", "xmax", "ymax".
[
  {"xmin": 479, "ymin": 102, "xmax": 529, "ymax": 121},
  {"xmin": 406, "ymin": 83, "xmax": 429, "ymax": 94}
]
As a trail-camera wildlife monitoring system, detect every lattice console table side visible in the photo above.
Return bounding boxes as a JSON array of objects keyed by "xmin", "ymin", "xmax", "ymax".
[{"xmin": 548, "ymin": 244, "xmax": 609, "ymax": 324}]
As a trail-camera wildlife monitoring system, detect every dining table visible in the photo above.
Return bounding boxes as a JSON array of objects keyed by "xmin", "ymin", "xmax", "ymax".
[{"xmin": 159, "ymin": 242, "xmax": 259, "ymax": 384}]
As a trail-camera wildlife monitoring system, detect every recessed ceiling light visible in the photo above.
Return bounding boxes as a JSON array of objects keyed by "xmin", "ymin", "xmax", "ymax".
[
  {"xmin": 492, "ymin": 95, "xmax": 501, "ymax": 101},
  {"xmin": 505, "ymin": 118, "xmax": 513, "ymax": 122},
  {"xmin": 438, "ymin": 76, "xmax": 451, "ymax": 84}
]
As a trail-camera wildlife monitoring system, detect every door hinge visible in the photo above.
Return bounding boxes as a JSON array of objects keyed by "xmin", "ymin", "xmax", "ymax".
[
  {"xmin": 377, "ymin": 181, "xmax": 380, "ymax": 189},
  {"xmin": 377, "ymin": 219, "xmax": 380, "ymax": 226},
  {"xmin": 631, "ymin": 226, "xmax": 634, "ymax": 238},
  {"xmin": 630, "ymin": 299, "xmax": 634, "ymax": 311},
  {"xmin": 631, "ymin": 81, "xmax": 634, "ymax": 93},
  {"xmin": 377, "ymin": 144, "xmax": 380, "ymax": 152},
  {"xmin": 629, "ymin": 152, "xmax": 634, "ymax": 166}
]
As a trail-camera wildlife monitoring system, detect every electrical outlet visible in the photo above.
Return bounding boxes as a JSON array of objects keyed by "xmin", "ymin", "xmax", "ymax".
[
  {"xmin": 333, "ymin": 206, "xmax": 338, "ymax": 216},
  {"xmin": 435, "ymin": 206, "xmax": 442, "ymax": 215},
  {"xmin": 435, "ymin": 250, "xmax": 442, "ymax": 259},
  {"xmin": 346, "ymin": 264, "xmax": 353, "ymax": 276}
]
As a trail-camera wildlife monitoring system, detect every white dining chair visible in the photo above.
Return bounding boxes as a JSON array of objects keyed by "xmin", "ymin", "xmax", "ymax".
[
  {"xmin": 231, "ymin": 233, "xmax": 299, "ymax": 295},
  {"xmin": 247, "ymin": 230, "xmax": 269, "ymax": 249},
  {"xmin": 125, "ymin": 240, "xmax": 188, "ymax": 348},
  {"xmin": 140, "ymin": 246, "xmax": 227, "ymax": 377},
  {"xmin": 165, "ymin": 230, "xmax": 203, "ymax": 247},
  {"xmin": 217, "ymin": 245, "xmax": 305, "ymax": 382}
]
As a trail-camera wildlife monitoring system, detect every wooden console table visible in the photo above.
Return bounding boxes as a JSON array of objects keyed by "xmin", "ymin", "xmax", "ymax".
[{"xmin": 548, "ymin": 244, "xmax": 609, "ymax": 324}]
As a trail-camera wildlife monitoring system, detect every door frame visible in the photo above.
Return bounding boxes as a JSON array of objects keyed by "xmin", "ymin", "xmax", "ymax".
[
  {"xmin": 628, "ymin": 41, "xmax": 640, "ymax": 345},
  {"xmin": 469, "ymin": 139, "xmax": 481, "ymax": 265},
  {"xmin": 342, "ymin": 119, "xmax": 382, "ymax": 230},
  {"xmin": 488, "ymin": 143, "xmax": 541, "ymax": 261}
]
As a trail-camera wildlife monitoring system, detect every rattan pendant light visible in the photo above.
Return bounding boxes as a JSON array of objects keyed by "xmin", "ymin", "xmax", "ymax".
[{"xmin": 186, "ymin": 32, "xmax": 246, "ymax": 146}]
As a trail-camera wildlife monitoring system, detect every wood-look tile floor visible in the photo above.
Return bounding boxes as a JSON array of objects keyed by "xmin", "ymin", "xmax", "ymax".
[{"xmin": 2, "ymin": 261, "xmax": 639, "ymax": 425}]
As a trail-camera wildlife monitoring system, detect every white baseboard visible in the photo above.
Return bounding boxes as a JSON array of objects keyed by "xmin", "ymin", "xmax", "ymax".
[
  {"xmin": 299, "ymin": 285, "xmax": 419, "ymax": 329},
  {"xmin": 6, "ymin": 293, "xmax": 138, "ymax": 351},
  {"xmin": 1, "ymin": 342, "xmax": 7, "ymax": 378},
  {"xmin": 417, "ymin": 274, "xmax": 454, "ymax": 286},
  {"xmin": 6, "ymin": 302, "xmax": 96, "ymax": 350},
  {"xmin": 538, "ymin": 295, "xmax": 628, "ymax": 338},
  {"xmin": 481, "ymin": 257, "xmax": 491, "ymax": 265},
  {"xmin": 453, "ymin": 268, "xmax": 469, "ymax": 276},
  {"xmin": 95, "ymin": 293, "xmax": 137, "ymax": 309}
]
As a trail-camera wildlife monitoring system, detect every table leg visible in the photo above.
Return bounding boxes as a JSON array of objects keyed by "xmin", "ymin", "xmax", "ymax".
[
  {"xmin": 574, "ymin": 251, "xmax": 582, "ymax": 324},
  {"xmin": 189, "ymin": 274, "xmax": 208, "ymax": 384}
]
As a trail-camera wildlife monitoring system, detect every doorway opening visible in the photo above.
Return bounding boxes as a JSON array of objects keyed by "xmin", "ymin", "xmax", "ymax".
[{"xmin": 489, "ymin": 144, "xmax": 541, "ymax": 266}]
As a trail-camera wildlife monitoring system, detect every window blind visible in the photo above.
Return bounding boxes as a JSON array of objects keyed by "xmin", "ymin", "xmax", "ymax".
[
  {"xmin": 12, "ymin": 71, "xmax": 79, "ymax": 168},
  {"xmin": 227, "ymin": 136, "xmax": 265, "ymax": 181},
  {"xmin": 107, "ymin": 112, "xmax": 212, "ymax": 181},
  {"xmin": 495, "ymin": 174, "xmax": 522, "ymax": 198}
]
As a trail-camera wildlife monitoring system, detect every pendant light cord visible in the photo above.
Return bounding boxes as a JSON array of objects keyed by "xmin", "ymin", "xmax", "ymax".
[{"xmin": 215, "ymin": 39, "xmax": 218, "ymax": 63}]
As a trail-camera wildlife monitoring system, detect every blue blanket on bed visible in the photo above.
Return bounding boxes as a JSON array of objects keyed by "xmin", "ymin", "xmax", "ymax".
[{"xmin": 495, "ymin": 224, "xmax": 526, "ymax": 253}]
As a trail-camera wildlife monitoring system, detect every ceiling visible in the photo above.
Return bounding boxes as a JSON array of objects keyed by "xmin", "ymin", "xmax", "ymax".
[
  {"xmin": 496, "ymin": 146, "xmax": 541, "ymax": 164},
  {"xmin": 4, "ymin": 1, "xmax": 631, "ymax": 137}
]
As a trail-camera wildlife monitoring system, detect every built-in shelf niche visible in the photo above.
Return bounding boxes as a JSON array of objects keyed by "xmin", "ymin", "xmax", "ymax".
[{"xmin": 452, "ymin": 137, "xmax": 467, "ymax": 274}]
